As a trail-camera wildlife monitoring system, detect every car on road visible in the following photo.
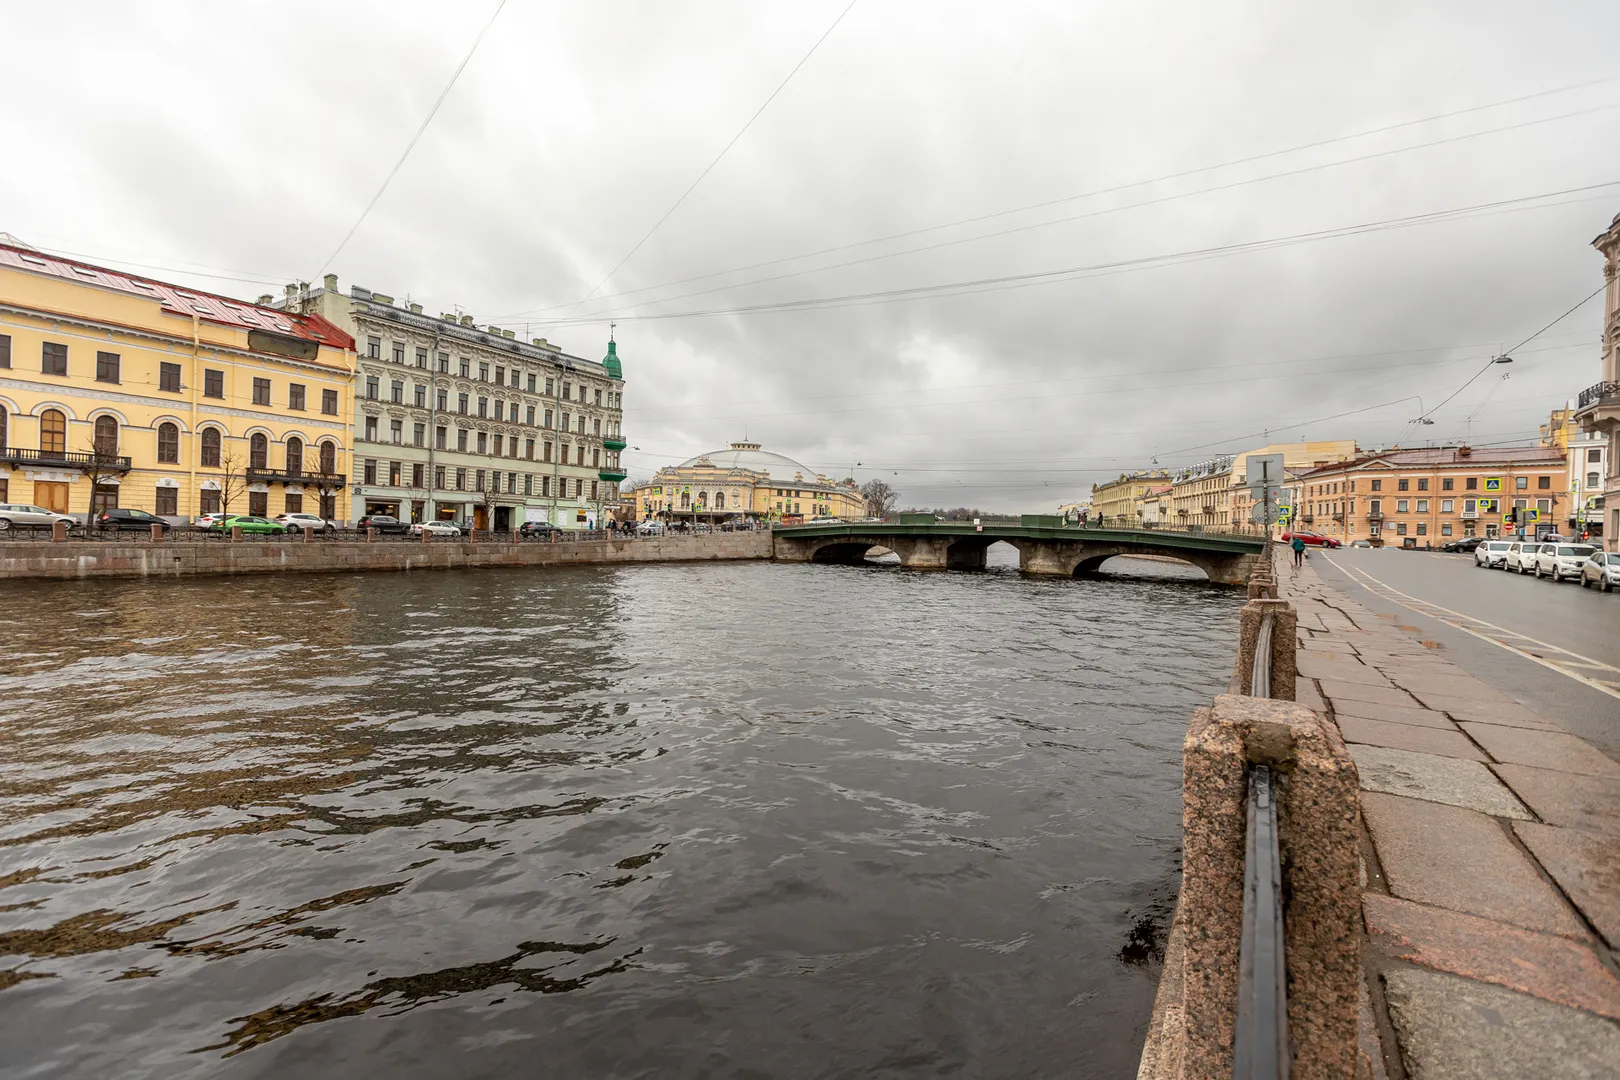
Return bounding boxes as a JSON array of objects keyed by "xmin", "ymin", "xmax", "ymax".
[
  {"xmin": 1350, "ymin": 539, "xmax": 1372, "ymax": 548},
  {"xmin": 409, "ymin": 520, "xmax": 462, "ymax": 537},
  {"xmin": 1440, "ymin": 537, "xmax": 1483, "ymax": 553},
  {"xmin": 276, "ymin": 512, "xmax": 337, "ymax": 534},
  {"xmin": 194, "ymin": 513, "xmax": 229, "ymax": 530},
  {"xmin": 0, "ymin": 503, "xmax": 79, "ymax": 532},
  {"xmin": 1503, "ymin": 541, "xmax": 1536, "ymax": 573},
  {"xmin": 93, "ymin": 508, "xmax": 171, "ymax": 533},
  {"xmin": 1281, "ymin": 531, "xmax": 1341, "ymax": 548},
  {"xmin": 207, "ymin": 515, "xmax": 286, "ymax": 535},
  {"xmin": 636, "ymin": 522, "xmax": 665, "ymax": 536},
  {"xmin": 1534, "ymin": 543, "xmax": 1597, "ymax": 582},
  {"xmin": 517, "ymin": 520, "xmax": 562, "ymax": 540},
  {"xmin": 1579, "ymin": 551, "xmax": 1620, "ymax": 592},
  {"xmin": 357, "ymin": 514, "xmax": 408, "ymax": 534},
  {"xmin": 1474, "ymin": 540, "xmax": 1513, "ymax": 568}
]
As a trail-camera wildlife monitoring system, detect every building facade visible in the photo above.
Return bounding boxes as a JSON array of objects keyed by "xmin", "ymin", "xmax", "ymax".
[
  {"xmin": 1171, "ymin": 456, "xmax": 1234, "ymax": 528},
  {"xmin": 1227, "ymin": 440, "xmax": 1359, "ymax": 536},
  {"xmin": 1133, "ymin": 484, "xmax": 1173, "ymax": 525},
  {"xmin": 1091, "ymin": 469, "xmax": 1169, "ymax": 525},
  {"xmin": 631, "ymin": 441, "xmax": 863, "ymax": 523},
  {"xmin": 1572, "ymin": 212, "xmax": 1620, "ymax": 549},
  {"xmin": 0, "ymin": 243, "xmax": 356, "ymax": 523},
  {"xmin": 282, "ymin": 276, "xmax": 626, "ymax": 530},
  {"xmin": 1542, "ymin": 404, "xmax": 1608, "ymax": 539},
  {"xmin": 1295, "ymin": 445, "xmax": 1567, "ymax": 544}
]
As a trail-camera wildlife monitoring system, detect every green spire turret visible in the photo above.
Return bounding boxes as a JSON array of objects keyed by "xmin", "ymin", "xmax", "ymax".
[{"xmin": 602, "ymin": 328, "xmax": 622, "ymax": 379}]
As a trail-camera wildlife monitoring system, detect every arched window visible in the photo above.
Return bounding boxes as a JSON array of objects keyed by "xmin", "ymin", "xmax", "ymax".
[
  {"xmin": 249, "ymin": 432, "xmax": 268, "ymax": 470},
  {"xmin": 93, "ymin": 416, "xmax": 118, "ymax": 457},
  {"xmin": 319, "ymin": 440, "xmax": 336, "ymax": 474},
  {"xmin": 285, "ymin": 436, "xmax": 303, "ymax": 476},
  {"xmin": 40, "ymin": 409, "xmax": 66, "ymax": 455},
  {"xmin": 157, "ymin": 422, "xmax": 179, "ymax": 464},
  {"xmin": 200, "ymin": 427, "xmax": 221, "ymax": 467}
]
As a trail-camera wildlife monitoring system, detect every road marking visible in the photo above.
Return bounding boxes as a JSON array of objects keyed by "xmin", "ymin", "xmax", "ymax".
[{"xmin": 1323, "ymin": 557, "xmax": 1620, "ymax": 702}]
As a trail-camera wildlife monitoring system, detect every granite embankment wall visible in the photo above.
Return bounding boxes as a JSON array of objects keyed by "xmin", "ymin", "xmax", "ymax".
[{"xmin": 0, "ymin": 532, "xmax": 773, "ymax": 580}]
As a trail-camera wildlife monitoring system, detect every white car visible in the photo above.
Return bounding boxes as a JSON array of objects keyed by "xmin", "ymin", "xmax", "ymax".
[
  {"xmin": 0, "ymin": 503, "xmax": 78, "ymax": 532},
  {"xmin": 1503, "ymin": 541, "xmax": 1538, "ymax": 573},
  {"xmin": 1579, "ymin": 552, "xmax": 1620, "ymax": 592},
  {"xmin": 194, "ymin": 513, "xmax": 230, "ymax": 529},
  {"xmin": 1534, "ymin": 543, "xmax": 1597, "ymax": 582},
  {"xmin": 1474, "ymin": 540, "xmax": 1512, "ymax": 568},
  {"xmin": 276, "ymin": 512, "xmax": 337, "ymax": 534},
  {"xmin": 409, "ymin": 520, "xmax": 461, "ymax": 536},
  {"xmin": 636, "ymin": 522, "xmax": 665, "ymax": 536}
]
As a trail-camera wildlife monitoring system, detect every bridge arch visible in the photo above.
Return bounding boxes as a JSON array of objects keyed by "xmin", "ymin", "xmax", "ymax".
[{"xmin": 1074, "ymin": 550, "xmax": 1213, "ymax": 582}]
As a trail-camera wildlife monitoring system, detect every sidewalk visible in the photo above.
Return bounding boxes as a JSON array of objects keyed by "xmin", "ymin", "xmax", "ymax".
[{"xmin": 1279, "ymin": 558, "xmax": 1620, "ymax": 1079}]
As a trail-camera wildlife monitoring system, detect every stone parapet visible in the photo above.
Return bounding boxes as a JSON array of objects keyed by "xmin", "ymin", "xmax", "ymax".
[{"xmin": 0, "ymin": 532, "xmax": 773, "ymax": 580}]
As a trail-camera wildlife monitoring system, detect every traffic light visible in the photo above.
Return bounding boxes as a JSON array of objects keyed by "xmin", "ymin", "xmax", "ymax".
[{"xmin": 1505, "ymin": 508, "xmax": 1516, "ymax": 525}]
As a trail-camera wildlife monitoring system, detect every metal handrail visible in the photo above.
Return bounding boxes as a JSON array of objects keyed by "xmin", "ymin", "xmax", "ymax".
[{"xmin": 1236, "ymin": 608, "xmax": 1288, "ymax": 1079}]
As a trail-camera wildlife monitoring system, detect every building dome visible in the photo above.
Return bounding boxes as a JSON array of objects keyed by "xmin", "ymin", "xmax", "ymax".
[{"xmin": 677, "ymin": 441, "xmax": 817, "ymax": 479}]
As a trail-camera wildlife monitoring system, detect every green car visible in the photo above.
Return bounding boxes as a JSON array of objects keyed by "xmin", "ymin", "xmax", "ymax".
[{"xmin": 208, "ymin": 515, "xmax": 287, "ymax": 535}]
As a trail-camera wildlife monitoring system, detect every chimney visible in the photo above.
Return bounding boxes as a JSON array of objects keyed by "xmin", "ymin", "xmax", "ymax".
[
  {"xmin": 459, "ymin": 315, "xmax": 474, "ymax": 327},
  {"xmin": 409, "ymin": 302, "xmax": 423, "ymax": 314},
  {"xmin": 323, "ymin": 273, "xmax": 338, "ymax": 292},
  {"xmin": 257, "ymin": 294, "xmax": 274, "ymax": 305},
  {"xmin": 442, "ymin": 312, "xmax": 457, "ymax": 322},
  {"xmin": 1458, "ymin": 446, "xmax": 1472, "ymax": 458},
  {"xmin": 284, "ymin": 283, "xmax": 298, "ymax": 298}
]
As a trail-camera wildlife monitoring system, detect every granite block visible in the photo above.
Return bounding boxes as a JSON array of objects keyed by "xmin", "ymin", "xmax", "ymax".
[
  {"xmin": 1334, "ymin": 717, "xmax": 1483, "ymax": 761},
  {"xmin": 1460, "ymin": 724, "xmax": 1620, "ymax": 780},
  {"xmin": 1492, "ymin": 764, "xmax": 1620, "ymax": 833},
  {"xmin": 1348, "ymin": 745, "xmax": 1531, "ymax": 819},
  {"xmin": 1512, "ymin": 822, "xmax": 1620, "ymax": 951}
]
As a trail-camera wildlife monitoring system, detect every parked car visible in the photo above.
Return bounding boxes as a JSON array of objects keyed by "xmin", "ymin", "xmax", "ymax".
[
  {"xmin": 93, "ymin": 508, "xmax": 171, "ymax": 533},
  {"xmin": 1503, "ymin": 541, "xmax": 1534, "ymax": 573},
  {"xmin": 1440, "ymin": 537, "xmax": 1483, "ymax": 553},
  {"xmin": 0, "ymin": 503, "xmax": 79, "ymax": 532},
  {"xmin": 517, "ymin": 520, "xmax": 562, "ymax": 540},
  {"xmin": 1579, "ymin": 551, "xmax": 1620, "ymax": 592},
  {"xmin": 409, "ymin": 520, "xmax": 462, "ymax": 537},
  {"xmin": 636, "ymin": 522, "xmax": 665, "ymax": 536},
  {"xmin": 1349, "ymin": 539, "xmax": 1372, "ymax": 548},
  {"xmin": 357, "ymin": 514, "xmax": 408, "ymax": 534},
  {"xmin": 207, "ymin": 515, "xmax": 286, "ymax": 535},
  {"xmin": 276, "ymin": 512, "xmax": 337, "ymax": 534},
  {"xmin": 1474, "ymin": 540, "xmax": 1513, "ymax": 568},
  {"xmin": 1281, "ymin": 531, "xmax": 1341, "ymax": 548},
  {"xmin": 1533, "ymin": 543, "xmax": 1597, "ymax": 582}
]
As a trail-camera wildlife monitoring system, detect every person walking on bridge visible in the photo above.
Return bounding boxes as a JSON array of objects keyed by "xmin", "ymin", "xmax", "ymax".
[{"xmin": 1291, "ymin": 533, "xmax": 1306, "ymax": 569}]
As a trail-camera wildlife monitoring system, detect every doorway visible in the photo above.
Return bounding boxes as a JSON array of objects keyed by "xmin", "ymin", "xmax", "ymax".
[
  {"xmin": 473, "ymin": 506, "xmax": 488, "ymax": 530},
  {"xmin": 494, "ymin": 506, "xmax": 511, "ymax": 532},
  {"xmin": 35, "ymin": 481, "xmax": 69, "ymax": 514}
]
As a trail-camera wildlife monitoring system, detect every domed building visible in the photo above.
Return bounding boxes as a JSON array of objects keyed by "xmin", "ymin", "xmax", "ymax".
[{"xmin": 631, "ymin": 441, "xmax": 864, "ymax": 524}]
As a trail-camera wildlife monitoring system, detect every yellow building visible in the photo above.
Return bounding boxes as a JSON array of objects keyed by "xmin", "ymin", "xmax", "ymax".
[
  {"xmin": 1227, "ymin": 440, "xmax": 1359, "ymax": 536},
  {"xmin": 0, "ymin": 243, "xmax": 356, "ymax": 522},
  {"xmin": 1090, "ymin": 469, "xmax": 1169, "ymax": 525},
  {"xmin": 632, "ymin": 440, "xmax": 863, "ymax": 523}
]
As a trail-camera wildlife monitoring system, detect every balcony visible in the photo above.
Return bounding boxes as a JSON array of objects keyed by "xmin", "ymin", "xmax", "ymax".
[
  {"xmin": 247, "ymin": 467, "xmax": 347, "ymax": 487},
  {"xmin": 1574, "ymin": 380, "xmax": 1620, "ymax": 429},
  {"xmin": 1366, "ymin": 511, "xmax": 1384, "ymax": 522},
  {"xmin": 1460, "ymin": 508, "xmax": 1478, "ymax": 520},
  {"xmin": 0, "ymin": 446, "xmax": 131, "ymax": 472},
  {"xmin": 603, "ymin": 437, "xmax": 627, "ymax": 451},
  {"xmin": 1300, "ymin": 515, "xmax": 1314, "ymax": 524},
  {"xmin": 598, "ymin": 469, "xmax": 628, "ymax": 483}
]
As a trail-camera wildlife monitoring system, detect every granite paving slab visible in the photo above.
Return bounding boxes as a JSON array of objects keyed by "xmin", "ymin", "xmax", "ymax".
[
  {"xmin": 1460, "ymin": 724, "xmax": 1620, "ymax": 780},
  {"xmin": 1512, "ymin": 822, "xmax": 1620, "ymax": 951},
  {"xmin": 1407, "ymin": 695, "xmax": 1560, "ymax": 729},
  {"xmin": 1297, "ymin": 656, "xmax": 1393, "ymax": 685},
  {"xmin": 1493, "ymin": 765, "xmax": 1620, "ymax": 833},
  {"xmin": 1381, "ymin": 968, "xmax": 1620, "ymax": 1080},
  {"xmin": 1329, "ymin": 700, "xmax": 1458, "ymax": 730},
  {"xmin": 1319, "ymin": 680, "xmax": 1422, "ymax": 708},
  {"xmin": 1360, "ymin": 793, "xmax": 1585, "ymax": 938},
  {"xmin": 1335, "ymin": 716, "xmax": 1484, "ymax": 761},
  {"xmin": 1349, "ymin": 745, "xmax": 1531, "ymax": 819}
]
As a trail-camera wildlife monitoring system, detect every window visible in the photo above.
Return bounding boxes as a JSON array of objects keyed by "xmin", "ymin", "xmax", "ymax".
[
  {"xmin": 1589, "ymin": 448, "xmax": 1603, "ymax": 464},
  {"xmin": 435, "ymin": 466, "xmax": 445, "ymax": 489},
  {"xmin": 389, "ymin": 461, "xmax": 401, "ymax": 486},
  {"xmin": 364, "ymin": 416, "xmax": 378, "ymax": 441},
  {"xmin": 524, "ymin": 474, "xmax": 533, "ymax": 495},
  {"xmin": 0, "ymin": 333, "xmax": 9, "ymax": 367},
  {"xmin": 412, "ymin": 463, "xmax": 425, "ymax": 488},
  {"xmin": 1440, "ymin": 522, "xmax": 1452, "ymax": 537},
  {"xmin": 479, "ymin": 363, "xmax": 490, "ymax": 382},
  {"xmin": 367, "ymin": 336, "xmax": 381, "ymax": 358},
  {"xmin": 476, "ymin": 432, "xmax": 487, "ymax": 454},
  {"xmin": 495, "ymin": 366, "xmax": 505, "ymax": 385},
  {"xmin": 1441, "ymin": 477, "xmax": 1454, "ymax": 491},
  {"xmin": 416, "ymin": 349, "xmax": 428, "ymax": 368},
  {"xmin": 1466, "ymin": 477, "xmax": 1478, "ymax": 490},
  {"xmin": 576, "ymin": 445, "xmax": 585, "ymax": 465},
  {"xmin": 1515, "ymin": 476, "xmax": 1528, "ymax": 490},
  {"xmin": 1370, "ymin": 479, "xmax": 1382, "ymax": 491},
  {"xmin": 595, "ymin": 389, "xmax": 603, "ymax": 406},
  {"xmin": 250, "ymin": 432, "xmax": 268, "ymax": 469},
  {"xmin": 200, "ymin": 488, "xmax": 220, "ymax": 514},
  {"xmin": 1416, "ymin": 499, "xmax": 1428, "ymax": 513},
  {"xmin": 592, "ymin": 448, "xmax": 600, "ymax": 467},
  {"xmin": 460, "ymin": 358, "xmax": 470, "ymax": 378},
  {"xmin": 42, "ymin": 341, "xmax": 67, "ymax": 375},
  {"xmin": 451, "ymin": 467, "xmax": 463, "ymax": 490},
  {"xmin": 457, "ymin": 429, "xmax": 468, "ymax": 452},
  {"xmin": 476, "ymin": 469, "xmax": 486, "ymax": 492},
  {"xmin": 413, "ymin": 423, "xmax": 425, "ymax": 447},
  {"xmin": 93, "ymin": 415, "xmax": 118, "ymax": 457},
  {"xmin": 286, "ymin": 437, "xmax": 303, "ymax": 475},
  {"xmin": 155, "ymin": 486, "xmax": 178, "ymax": 516},
  {"xmin": 544, "ymin": 441, "xmax": 553, "ymax": 462},
  {"xmin": 248, "ymin": 491, "xmax": 268, "ymax": 517},
  {"xmin": 284, "ymin": 492, "xmax": 303, "ymax": 514},
  {"xmin": 322, "ymin": 388, "xmax": 338, "ymax": 415},
  {"xmin": 494, "ymin": 400, "xmax": 504, "ymax": 421},
  {"xmin": 390, "ymin": 419, "xmax": 402, "ymax": 444},
  {"xmin": 562, "ymin": 382, "xmax": 571, "ymax": 400},
  {"xmin": 525, "ymin": 438, "xmax": 534, "ymax": 459},
  {"xmin": 1537, "ymin": 475, "xmax": 1551, "ymax": 489},
  {"xmin": 365, "ymin": 376, "xmax": 380, "ymax": 400},
  {"xmin": 544, "ymin": 409, "xmax": 554, "ymax": 429},
  {"xmin": 200, "ymin": 427, "xmax": 221, "ymax": 467},
  {"xmin": 96, "ymin": 351, "xmax": 120, "ymax": 383},
  {"xmin": 438, "ymin": 352, "xmax": 449, "ymax": 373},
  {"xmin": 392, "ymin": 342, "xmax": 405, "ymax": 365},
  {"xmin": 491, "ymin": 434, "xmax": 502, "ymax": 457},
  {"xmin": 1416, "ymin": 522, "xmax": 1427, "ymax": 536},
  {"xmin": 528, "ymin": 374, "xmax": 537, "ymax": 393},
  {"xmin": 1397, "ymin": 479, "xmax": 1409, "ymax": 491},
  {"xmin": 542, "ymin": 476, "xmax": 551, "ymax": 497},
  {"xmin": 364, "ymin": 459, "xmax": 377, "ymax": 485},
  {"xmin": 526, "ymin": 405, "xmax": 535, "ymax": 426},
  {"xmin": 1396, "ymin": 522, "xmax": 1407, "ymax": 535},
  {"xmin": 252, "ymin": 378, "xmax": 271, "ymax": 405},
  {"xmin": 1396, "ymin": 499, "xmax": 1409, "ymax": 513},
  {"xmin": 1537, "ymin": 498, "xmax": 1551, "ymax": 513},
  {"xmin": 320, "ymin": 441, "xmax": 336, "ymax": 473},
  {"xmin": 157, "ymin": 422, "xmax": 180, "ymax": 463},
  {"xmin": 560, "ymin": 413, "xmax": 569, "ymax": 432},
  {"xmin": 38, "ymin": 408, "xmax": 67, "ymax": 455},
  {"xmin": 414, "ymin": 385, "xmax": 426, "ymax": 408},
  {"xmin": 289, "ymin": 383, "xmax": 306, "ymax": 410},
  {"xmin": 1589, "ymin": 472, "xmax": 1602, "ymax": 488},
  {"xmin": 391, "ymin": 380, "xmax": 403, "ymax": 404},
  {"xmin": 1440, "ymin": 499, "xmax": 1453, "ymax": 513},
  {"xmin": 458, "ymin": 393, "xmax": 469, "ymax": 414},
  {"xmin": 591, "ymin": 481, "xmax": 599, "ymax": 500},
  {"xmin": 435, "ymin": 426, "xmax": 446, "ymax": 449},
  {"xmin": 593, "ymin": 418, "xmax": 601, "ymax": 435},
  {"xmin": 437, "ymin": 389, "xmax": 448, "ymax": 411},
  {"xmin": 477, "ymin": 397, "xmax": 487, "ymax": 418},
  {"xmin": 545, "ymin": 377, "xmax": 555, "ymax": 395}
]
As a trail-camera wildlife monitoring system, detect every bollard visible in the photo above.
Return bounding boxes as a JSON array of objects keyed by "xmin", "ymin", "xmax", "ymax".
[
  {"xmin": 468, "ymin": 528, "xmax": 477, "ymax": 545},
  {"xmin": 52, "ymin": 520, "xmax": 68, "ymax": 542},
  {"xmin": 421, "ymin": 527, "xmax": 431, "ymax": 544},
  {"xmin": 150, "ymin": 523, "xmax": 164, "ymax": 542},
  {"xmin": 303, "ymin": 526, "xmax": 315, "ymax": 542},
  {"xmin": 230, "ymin": 525, "xmax": 243, "ymax": 541},
  {"xmin": 1230, "ymin": 598, "xmax": 1297, "ymax": 700},
  {"xmin": 366, "ymin": 527, "xmax": 376, "ymax": 542}
]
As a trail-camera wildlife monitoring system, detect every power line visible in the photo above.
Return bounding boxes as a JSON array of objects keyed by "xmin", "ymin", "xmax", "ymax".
[
  {"xmin": 543, "ymin": 0, "xmax": 860, "ymax": 326},
  {"xmin": 538, "ymin": 102, "xmax": 1620, "ymax": 322},
  {"xmin": 316, "ymin": 0, "xmax": 509, "ymax": 278},
  {"xmin": 528, "ymin": 181, "xmax": 1620, "ymax": 325},
  {"xmin": 494, "ymin": 71, "xmax": 1620, "ymax": 320}
]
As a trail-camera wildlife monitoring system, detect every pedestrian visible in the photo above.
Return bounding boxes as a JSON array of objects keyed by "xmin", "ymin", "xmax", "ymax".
[{"xmin": 1291, "ymin": 534, "xmax": 1306, "ymax": 569}]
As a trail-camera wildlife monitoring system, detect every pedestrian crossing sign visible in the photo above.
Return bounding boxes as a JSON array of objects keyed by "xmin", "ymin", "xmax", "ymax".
[{"xmin": 1483, "ymin": 477, "xmax": 1502, "ymax": 492}]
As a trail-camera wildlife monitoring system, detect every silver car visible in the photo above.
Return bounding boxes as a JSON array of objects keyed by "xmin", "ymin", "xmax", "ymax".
[
  {"xmin": 1580, "ymin": 551, "xmax": 1620, "ymax": 592},
  {"xmin": 1534, "ymin": 543, "xmax": 1596, "ymax": 582},
  {"xmin": 0, "ymin": 503, "xmax": 78, "ymax": 532},
  {"xmin": 276, "ymin": 512, "xmax": 338, "ymax": 535},
  {"xmin": 1474, "ymin": 540, "xmax": 1512, "ymax": 568}
]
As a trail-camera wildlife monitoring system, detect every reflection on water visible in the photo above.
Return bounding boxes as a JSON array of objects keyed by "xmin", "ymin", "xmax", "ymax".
[{"xmin": 0, "ymin": 551, "xmax": 1240, "ymax": 1079}]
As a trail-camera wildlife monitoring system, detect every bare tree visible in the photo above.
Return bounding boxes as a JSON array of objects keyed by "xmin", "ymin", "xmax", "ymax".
[
  {"xmin": 305, "ymin": 454, "xmax": 344, "ymax": 528},
  {"xmin": 80, "ymin": 428, "xmax": 128, "ymax": 534},
  {"xmin": 216, "ymin": 446, "xmax": 247, "ymax": 524},
  {"xmin": 860, "ymin": 479, "xmax": 900, "ymax": 518}
]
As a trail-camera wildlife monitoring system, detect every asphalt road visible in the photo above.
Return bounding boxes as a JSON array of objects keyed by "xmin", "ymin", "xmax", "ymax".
[{"xmin": 1306, "ymin": 547, "xmax": 1620, "ymax": 760}]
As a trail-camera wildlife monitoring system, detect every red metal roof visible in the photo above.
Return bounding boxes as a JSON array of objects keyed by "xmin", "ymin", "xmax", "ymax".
[
  {"xmin": 0, "ymin": 242, "xmax": 354, "ymax": 352},
  {"xmin": 1299, "ymin": 446, "xmax": 1564, "ymax": 476}
]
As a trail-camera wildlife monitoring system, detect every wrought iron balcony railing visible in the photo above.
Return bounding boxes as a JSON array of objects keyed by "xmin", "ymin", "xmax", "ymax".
[
  {"xmin": 1577, "ymin": 380, "xmax": 1620, "ymax": 410},
  {"xmin": 0, "ymin": 446, "xmax": 132, "ymax": 471},
  {"xmin": 246, "ymin": 467, "xmax": 347, "ymax": 486}
]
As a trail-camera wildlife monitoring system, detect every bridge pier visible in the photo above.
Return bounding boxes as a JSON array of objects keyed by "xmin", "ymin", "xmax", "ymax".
[{"xmin": 1016, "ymin": 539, "xmax": 1079, "ymax": 576}]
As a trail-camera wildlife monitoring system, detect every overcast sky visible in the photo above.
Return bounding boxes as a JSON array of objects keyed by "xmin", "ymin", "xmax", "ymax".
[{"xmin": 4, "ymin": 1, "xmax": 1618, "ymax": 509}]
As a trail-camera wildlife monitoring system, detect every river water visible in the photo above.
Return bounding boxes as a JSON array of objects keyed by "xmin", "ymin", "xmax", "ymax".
[{"xmin": 0, "ymin": 548, "xmax": 1241, "ymax": 1079}]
